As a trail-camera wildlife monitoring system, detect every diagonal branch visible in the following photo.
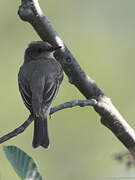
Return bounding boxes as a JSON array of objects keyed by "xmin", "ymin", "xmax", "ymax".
[
  {"xmin": 0, "ymin": 100, "xmax": 96, "ymax": 144},
  {"xmin": 17, "ymin": 0, "xmax": 135, "ymax": 156}
]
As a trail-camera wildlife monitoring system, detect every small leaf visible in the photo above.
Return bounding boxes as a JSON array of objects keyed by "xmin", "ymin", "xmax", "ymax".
[{"xmin": 3, "ymin": 146, "xmax": 42, "ymax": 180}]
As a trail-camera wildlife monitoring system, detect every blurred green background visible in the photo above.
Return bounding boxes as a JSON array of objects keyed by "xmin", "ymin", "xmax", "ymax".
[{"xmin": 0, "ymin": 0, "xmax": 135, "ymax": 179}]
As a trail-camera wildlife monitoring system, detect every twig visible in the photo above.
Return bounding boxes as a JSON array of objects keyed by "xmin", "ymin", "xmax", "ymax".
[
  {"xmin": 0, "ymin": 115, "xmax": 33, "ymax": 144},
  {"xmin": 50, "ymin": 99, "xmax": 97, "ymax": 114},
  {"xmin": 114, "ymin": 151, "xmax": 135, "ymax": 169},
  {"xmin": 0, "ymin": 100, "xmax": 96, "ymax": 144},
  {"xmin": 17, "ymin": 0, "xmax": 135, "ymax": 156}
]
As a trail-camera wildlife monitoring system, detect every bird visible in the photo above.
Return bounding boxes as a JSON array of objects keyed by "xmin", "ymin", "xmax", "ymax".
[{"xmin": 18, "ymin": 41, "xmax": 63, "ymax": 149}]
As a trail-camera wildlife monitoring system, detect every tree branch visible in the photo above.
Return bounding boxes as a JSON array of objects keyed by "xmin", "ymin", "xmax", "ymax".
[
  {"xmin": 17, "ymin": 0, "xmax": 135, "ymax": 156},
  {"xmin": 0, "ymin": 100, "xmax": 96, "ymax": 144}
]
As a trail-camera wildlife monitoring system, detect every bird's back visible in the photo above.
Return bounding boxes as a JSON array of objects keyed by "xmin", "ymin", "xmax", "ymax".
[
  {"xmin": 18, "ymin": 57, "xmax": 63, "ymax": 111},
  {"xmin": 19, "ymin": 58, "xmax": 62, "ymax": 81}
]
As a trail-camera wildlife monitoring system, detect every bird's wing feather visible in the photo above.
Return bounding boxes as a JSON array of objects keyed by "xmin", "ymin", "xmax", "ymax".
[
  {"xmin": 43, "ymin": 78, "xmax": 59, "ymax": 107},
  {"xmin": 18, "ymin": 81, "xmax": 32, "ymax": 111}
]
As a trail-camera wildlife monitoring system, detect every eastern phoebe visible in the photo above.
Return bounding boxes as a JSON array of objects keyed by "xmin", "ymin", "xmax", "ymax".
[{"xmin": 18, "ymin": 41, "xmax": 63, "ymax": 149}]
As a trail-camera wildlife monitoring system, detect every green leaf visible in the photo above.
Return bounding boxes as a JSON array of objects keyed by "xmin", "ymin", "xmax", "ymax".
[{"xmin": 3, "ymin": 146, "xmax": 42, "ymax": 180}]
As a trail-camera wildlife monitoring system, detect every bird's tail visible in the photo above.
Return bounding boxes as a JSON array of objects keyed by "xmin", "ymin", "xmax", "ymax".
[{"xmin": 32, "ymin": 116, "xmax": 50, "ymax": 149}]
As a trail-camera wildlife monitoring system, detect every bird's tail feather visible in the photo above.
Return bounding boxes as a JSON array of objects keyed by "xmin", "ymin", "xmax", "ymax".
[{"xmin": 32, "ymin": 116, "xmax": 49, "ymax": 149}]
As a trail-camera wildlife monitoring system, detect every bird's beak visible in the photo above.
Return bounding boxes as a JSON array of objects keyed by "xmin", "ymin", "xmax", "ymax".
[{"xmin": 48, "ymin": 46, "xmax": 61, "ymax": 52}]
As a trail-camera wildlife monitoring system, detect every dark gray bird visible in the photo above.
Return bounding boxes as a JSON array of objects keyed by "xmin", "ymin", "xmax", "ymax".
[{"xmin": 18, "ymin": 41, "xmax": 63, "ymax": 149}]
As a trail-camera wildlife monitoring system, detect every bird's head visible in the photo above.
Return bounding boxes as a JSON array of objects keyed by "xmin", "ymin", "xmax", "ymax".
[{"xmin": 24, "ymin": 41, "xmax": 61, "ymax": 63}]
